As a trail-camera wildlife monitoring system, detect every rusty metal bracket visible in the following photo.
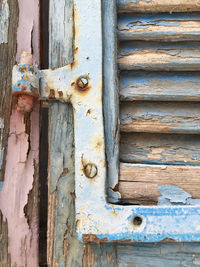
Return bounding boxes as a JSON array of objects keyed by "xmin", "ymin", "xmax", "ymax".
[{"xmin": 12, "ymin": 0, "xmax": 200, "ymax": 242}]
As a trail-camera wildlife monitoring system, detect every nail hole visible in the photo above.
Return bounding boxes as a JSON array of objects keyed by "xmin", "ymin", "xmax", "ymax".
[{"xmin": 133, "ymin": 216, "xmax": 143, "ymax": 226}]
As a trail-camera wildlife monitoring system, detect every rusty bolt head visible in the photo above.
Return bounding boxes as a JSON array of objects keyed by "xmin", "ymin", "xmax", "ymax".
[
  {"xmin": 77, "ymin": 77, "xmax": 88, "ymax": 90},
  {"xmin": 84, "ymin": 163, "xmax": 98, "ymax": 179}
]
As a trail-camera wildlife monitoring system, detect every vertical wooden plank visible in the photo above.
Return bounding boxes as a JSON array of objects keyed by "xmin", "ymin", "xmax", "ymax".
[
  {"xmin": 102, "ymin": 0, "xmax": 120, "ymax": 203},
  {"xmin": 47, "ymin": 0, "xmax": 83, "ymax": 265},
  {"xmin": 0, "ymin": 0, "xmax": 40, "ymax": 266},
  {"xmin": 0, "ymin": 0, "xmax": 18, "ymax": 181},
  {"xmin": 0, "ymin": 1, "xmax": 18, "ymax": 265},
  {"xmin": 49, "ymin": 0, "xmax": 74, "ymax": 68},
  {"xmin": 47, "ymin": 0, "xmax": 118, "ymax": 266}
]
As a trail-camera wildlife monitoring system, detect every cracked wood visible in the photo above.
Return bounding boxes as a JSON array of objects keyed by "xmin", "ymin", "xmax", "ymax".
[
  {"xmin": 120, "ymin": 102, "xmax": 200, "ymax": 134},
  {"xmin": 119, "ymin": 163, "xmax": 200, "ymax": 205},
  {"xmin": 118, "ymin": 42, "xmax": 200, "ymax": 71},
  {"xmin": 117, "ymin": 0, "xmax": 200, "ymax": 13}
]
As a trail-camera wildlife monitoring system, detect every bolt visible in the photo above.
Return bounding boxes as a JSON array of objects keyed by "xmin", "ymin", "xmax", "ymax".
[
  {"xmin": 77, "ymin": 76, "xmax": 88, "ymax": 90},
  {"xmin": 84, "ymin": 163, "xmax": 98, "ymax": 179}
]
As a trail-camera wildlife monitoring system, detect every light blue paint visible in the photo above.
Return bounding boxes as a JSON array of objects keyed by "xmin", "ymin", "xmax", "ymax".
[
  {"xmin": 0, "ymin": 181, "xmax": 3, "ymax": 192},
  {"xmin": 12, "ymin": 64, "xmax": 39, "ymax": 97},
  {"xmin": 158, "ymin": 185, "xmax": 192, "ymax": 205},
  {"xmin": 117, "ymin": 0, "xmax": 152, "ymax": 3}
]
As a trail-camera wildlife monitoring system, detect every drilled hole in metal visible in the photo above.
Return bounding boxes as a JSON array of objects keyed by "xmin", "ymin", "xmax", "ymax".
[{"xmin": 133, "ymin": 216, "xmax": 143, "ymax": 226}]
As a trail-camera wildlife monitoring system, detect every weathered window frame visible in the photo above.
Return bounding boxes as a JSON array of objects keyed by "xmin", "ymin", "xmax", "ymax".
[{"xmin": 12, "ymin": 0, "xmax": 200, "ymax": 242}]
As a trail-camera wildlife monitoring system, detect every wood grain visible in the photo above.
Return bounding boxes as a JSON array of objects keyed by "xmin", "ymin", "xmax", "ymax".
[
  {"xmin": 118, "ymin": 42, "xmax": 200, "ymax": 71},
  {"xmin": 120, "ymin": 102, "xmax": 200, "ymax": 134},
  {"xmin": 120, "ymin": 132, "xmax": 200, "ymax": 165},
  {"xmin": 0, "ymin": 0, "xmax": 18, "ymax": 181},
  {"xmin": 0, "ymin": 1, "xmax": 18, "ymax": 265},
  {"xmin": 117, "ymin": 243, "xmax": 200, "ymax": 267},
  {"xmin": 119, "ymin": 163, "xmax": 200, "ymax": 204},
  {"xmin": 118, "ymin": 13, "xmax": 200, "ymax": 42},
  {"xmin": 120, "ymin": 71, "xmax": 200, "ymax": 102},
  {"xmin": 47, "ymin": 1, "xmax": 118, "ymax": 265},
  {"xmin": 117, "ymin": 0, "xmax": 200, "ymax": 13},
  {"xmin": 102, "ymin": 0, "xmax": 120, "ymax": 202}
]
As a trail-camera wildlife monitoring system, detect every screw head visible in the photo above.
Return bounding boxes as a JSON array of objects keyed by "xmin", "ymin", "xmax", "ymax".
[
  {"xmin": 84, "ymin": 163, "xmax": 98, "ymax": 179},
  {"xmin": 77, "ymin": 77, "xmax": 88, "ymax": 90}
]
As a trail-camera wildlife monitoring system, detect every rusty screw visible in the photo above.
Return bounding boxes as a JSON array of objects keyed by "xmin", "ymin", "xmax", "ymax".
[
  {"xmin": 77, "ymin": 76, "xmax": 88, "ymax": 90},
  {"xmin": 84, "ymin": 163, "xmax": 98, "ymax": 179}
]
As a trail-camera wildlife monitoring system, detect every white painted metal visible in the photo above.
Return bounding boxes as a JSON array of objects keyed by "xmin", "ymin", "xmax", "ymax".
[{"xmin": 12, "ymin": 0, "xmax": 200, "ymax": 242}]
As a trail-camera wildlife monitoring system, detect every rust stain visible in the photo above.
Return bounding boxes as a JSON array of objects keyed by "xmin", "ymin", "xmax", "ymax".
[
  {"xmin": 70, "ymin": 58, "xmax": 79, "ymax": 70},
  {"xmin": 82, "ymin": 235, "xmax": 135, "ymax": 243},
  {"xmin": 49, "ymin": 89, "xmax": 55, "ymax": 99},
  {"xmin": 60, "ymin": 168, "xmax": 69, "ymax": 177},
  {"xmin": 161, "ymin": 238, "xmax": 177, "ymax": 242},
  {"xmin": 86, "ymin": 109, "xmax": 92, "ymax": 115},
  {"xmin": 83, "ymin": 163, "xmax": 98, "ymax": 179},
  {"xmin": 58, "ymin": 91, "xmax": 63, "ymax": 98},
  {"xmin": 92, "ymin": 135, "xmax": 104, "ymax": 152},
  {"xmin": 82, "ymin": 244, "xmax": 95, "ymax": 267},
  {"xmin": 71, "ymin": 75, "xmax": 91, "ymax": 95},
  {"xmin": 19, "ymin": 66, "xmax": 27, "ymax": 73},
  {"xmin": 116, "ymin": 238, "xmax": 133, "ymax": 243},
  {"xmin": 82, "ymin": 234, "xmax": 108, "ymax": 243}
]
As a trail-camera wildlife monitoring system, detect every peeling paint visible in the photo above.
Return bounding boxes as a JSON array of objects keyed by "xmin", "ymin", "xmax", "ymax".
[
  {"xmin": 0, "ymin": 0, "xmax": 9, "ymax": 43},
  {"xmin": 0, "ymin": 105, "xmax": 39, "ymax": 266},
  {"xmin": 158, "ymin": 185, "xmax": 200, "ymax": 206},
  {"xmin": 17, "ymin": 0, "xmax": 40, "ymax": 65}
]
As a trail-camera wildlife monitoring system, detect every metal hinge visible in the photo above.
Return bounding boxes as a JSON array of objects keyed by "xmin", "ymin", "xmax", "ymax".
[{"xmin": 12, "ymin": 0, "xmax": 200, "ymax": 243}]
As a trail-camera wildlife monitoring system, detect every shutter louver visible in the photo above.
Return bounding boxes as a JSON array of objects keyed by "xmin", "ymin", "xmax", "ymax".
[{"xmin": 117, "ymin": 3, "xmax": 200, "ymax": 205}]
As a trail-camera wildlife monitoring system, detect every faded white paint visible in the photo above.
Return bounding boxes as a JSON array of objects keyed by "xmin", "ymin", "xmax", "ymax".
[
  {"xmin": 13, "ymin": 0, "xmax": 200, "ymax": 242},
  {"xmin": 0, "ymin": 0, "xmax": 9, "ymax": 44}
]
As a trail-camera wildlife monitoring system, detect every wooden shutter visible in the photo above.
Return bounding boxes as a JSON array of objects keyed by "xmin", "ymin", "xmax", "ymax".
[{"xmin": 116, "ymin": 1, "xmax": 200, "ymax": 205}]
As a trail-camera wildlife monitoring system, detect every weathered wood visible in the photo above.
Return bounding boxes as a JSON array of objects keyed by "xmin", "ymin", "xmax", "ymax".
[
  {"xmin": 102, "ymin": 0, "xmax": 120, "ymax": 202},
  {"xmin": 49, "ymin": 0, "xmax": 74, "ymax": 68},
  {"xmin": 48, "ymin": 103, "xmax": 85, "ymax": 266},
  {"xmin": 120, "ymin": 102, "xmax": 200, "ymax": 134},
  {"xmin": 47, "ymin": 1, "xmax": 118, "ymax": 265},
  {"xmin": 0, "ymin": 0, "xmax": 18, "ymax": 181},
  {"xmin": 118, "ymin": 13, "xmax": 200, "ymax": 42},
  {"xmin": 119, "ymin": 163, "xmax": 200, "ymax": 204},
  {"xmin": 117, "ymin": 243, "xmax": 200, "ymax": 267},
  {"xmin": 0, "ymin": 0, "xmax": 17, "ymax": 265},
  {"xmin": 120, "ymin": 132, "xmax": 200, "ymax": 165},
  {"xmin": 0, "ymin": 0, "xmax": 40, "ymax": 266},
  {"xmin": 117, "ymin": 0, "xmax": 200, "ymax": 13},
  {"xmin": 120, "ymin": 71, "xmax": 200, "ymax": 102},
  {"xmin": 118, "ymin": 42, "xmax": 200, "ymax": 71},
  {"xmin": 47, "ymin": 0, "xmax": 81, "ymax": 264}
]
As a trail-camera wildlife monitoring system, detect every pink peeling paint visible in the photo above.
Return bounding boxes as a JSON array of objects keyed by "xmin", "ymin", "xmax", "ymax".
[
  {"xmin": 0, "ymin": 0, "xmax": 40, "ymax": 266},
  {"xmin": 17, "ymin": 0, "xmax": 40, "ymax": 65},
  {"xmin": 0, "ymin": 104, "xmax": 39, "ymax": 266}
]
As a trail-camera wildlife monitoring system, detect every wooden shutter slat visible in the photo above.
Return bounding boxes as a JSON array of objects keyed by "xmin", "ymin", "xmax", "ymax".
[
  {"xmin": 118, "ymin": 13, "xmax": 200, "ymax": 42},
  {"xmin": 117, "ymin": 0, "xmax": 200, "ymax": 13},
  {"xmin": 120, "ymin": 102, "xmax": 200, "ymax": 134},
  {"xmin": 120, "ymin": 71, "xmax": 200, "ymax": 102},
  {"xmin": 118, "ymin": 42, "xmax": 200, "ymax": 71},
  {"xmin": 120, "ymin": 133, "xmax": 200, "ymax": 165},
  {"xmin": 119, "ymin": 163, "xmax": 200, "ymax": 204}
]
